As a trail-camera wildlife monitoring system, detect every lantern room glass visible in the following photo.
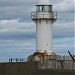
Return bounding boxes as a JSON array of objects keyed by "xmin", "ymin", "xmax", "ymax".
[{"xmin": 36, "ymin": 5, "xmax": 52, "ymax": 12}]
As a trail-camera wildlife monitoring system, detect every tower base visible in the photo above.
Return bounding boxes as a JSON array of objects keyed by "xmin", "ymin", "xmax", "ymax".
[{"xmin": 27, "ymin": 51, "xmax": 60, "ymax": 62}]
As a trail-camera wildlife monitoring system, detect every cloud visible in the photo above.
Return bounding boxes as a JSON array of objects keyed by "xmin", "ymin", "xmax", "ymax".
[
  {"xmin": 0, "ymin": 19, "xmax": 36, "ymax": 40},
  {"xmin": 0, "ymin": 19, "xmax": 74, "ymax": 40},
  {"xmin": 0, "ymin": 39, "xmax": 35, "ymax": 51},
  {"xmin": 0, "ymin": 39, "xmax": 36, "ymax": 62},
  {"xmin": 0, "ymin": 0, "xmax": 36, "ymax": 7},
  {"xmin": 53, "ymin": 37, "xmax": 74, "ymax": 55},
  {"xmin": 0, "ymin": 0, "xmax": 74, "ymax": 21},
  {"xmin": 0, "ymin": 0, "xmax": 36, "ymax": 20},
  {"xmin": 53, "ymin": 22, "xmax": 74, "ymax": 38},
  {"xmin": 53, "ymin": 0, "xmax": 74, "ymax": 12},
  {"xmin": 0, "ymin": 0, "xmax": 74, "ymax": 62}
]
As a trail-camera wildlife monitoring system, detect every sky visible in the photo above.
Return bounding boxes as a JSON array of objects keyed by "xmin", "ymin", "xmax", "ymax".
[{"xmin": 0, "ymin": 0, "xmax": 74, "ymax": 62}]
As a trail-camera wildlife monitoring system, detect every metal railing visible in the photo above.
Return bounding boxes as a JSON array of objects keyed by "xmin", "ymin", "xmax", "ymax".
[
  {"xmin": 9, "ymin": 55, "xmax": 75, "ymax": 70},
  {"xmin": 31, "ymin": 11, "xmax": 57, "ymax": 21},
  {"xmin": 9, "ymin": 58, "xmax": 27, "ymax": 62},
  {"xmin": 38, "ymin": 55, "xmax": 75, "ymax": 70},
  {"xmin": 38, "ymin": 60, "xmax": 75, "ymax": 70}
]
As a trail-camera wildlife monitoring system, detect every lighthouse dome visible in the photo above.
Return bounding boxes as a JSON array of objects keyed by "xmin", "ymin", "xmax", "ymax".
[{"xmin": 38, "ymin": 0, "xmax": 50, "ymax": 5}]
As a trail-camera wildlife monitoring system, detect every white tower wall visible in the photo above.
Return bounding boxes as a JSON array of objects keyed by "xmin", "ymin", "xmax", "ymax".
[
  {"xmin": 31, "ymin": 0, "xmax": 57, "ymax": 55},
  {"xmin": 36, "ymin": 20, "xmax": 53, "ymax": 53}
]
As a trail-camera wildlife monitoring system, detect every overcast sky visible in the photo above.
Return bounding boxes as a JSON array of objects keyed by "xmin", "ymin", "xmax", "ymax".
[{"xmin": 0, "ymin": 0, "xmax": 74, "ymax": 62}]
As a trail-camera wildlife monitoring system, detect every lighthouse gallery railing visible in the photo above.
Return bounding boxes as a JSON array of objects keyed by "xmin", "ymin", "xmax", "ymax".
[{"xmin": 31, "ymin": 11, "xmax": 57, "ymax": 20}]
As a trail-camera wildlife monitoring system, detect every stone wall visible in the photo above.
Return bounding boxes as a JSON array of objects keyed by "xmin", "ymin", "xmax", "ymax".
[
  {"xmin": 0, "ymin": 62, "xmax": 38, "ymax": 75},
  {"xmin": 0, "ymin": 62, "xmax": 75, "ymax": 75}
]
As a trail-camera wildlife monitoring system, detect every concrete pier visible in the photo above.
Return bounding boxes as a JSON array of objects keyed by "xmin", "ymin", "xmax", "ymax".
[{"xmin": 0, "ymin": 62, "xmax": 75, "ymax": 75}]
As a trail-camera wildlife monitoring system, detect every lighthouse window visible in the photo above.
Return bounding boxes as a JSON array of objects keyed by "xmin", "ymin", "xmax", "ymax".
[
  {"xmin": 40, "ymin": 6, "xmax": 44, "ymax": 12},
  {"xmin": 49, "ymin": 6, "xmax": 52, "ymax": 12},
  {"xmin": 36, "ymin": 6, "xmax": 44, "ymax": 12},
  {"xmin": 36, "ymin": 5, "xmax": 52, "ymax": 12},
  {"xmin": 36, "ymin": 6, "xmax": 39, "ymax": 12},
  {"xmin": 44, "ymin": 6, "xmax": 49, "ymax": 12}
]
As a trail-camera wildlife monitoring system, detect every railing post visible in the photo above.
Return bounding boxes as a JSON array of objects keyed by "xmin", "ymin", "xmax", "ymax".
[
  {"xmin": 31, "ymin": 12, "xmax": 32, "ymax": 19},
  {"xmin": 11, "ymin": 58, "xmax": 12, "ymax": 62},
  {"xmin": 56, "ymin": 12, "xmax": 57, "ymax": 20},
  {"xmin": 22, "ymin": 59, "xmax": 23, "ymax": 62},
  {"xmin": 16, "ymin": 58, "xmax": 18, "ymax": 62},
  {"xmin": 20, "ymin": 59, "xmax": 21, "ymax": 62}
]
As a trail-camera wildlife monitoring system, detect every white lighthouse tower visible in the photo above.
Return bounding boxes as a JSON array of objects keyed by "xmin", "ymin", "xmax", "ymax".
[
  {"xmin": 31, "ymin": 0, "xmax": 57, "ymax": 54},
  {"xmin": 28, "ymin": 0, "xmax": 57, "ymax": 61}
]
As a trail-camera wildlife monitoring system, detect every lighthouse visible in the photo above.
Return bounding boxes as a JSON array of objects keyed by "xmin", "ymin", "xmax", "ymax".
[
  {"xmin": 31, "ymin": 0, "xmax": 57, "ymax": 54},
  {"xmin": 28, "ymin": 0, "xmax": 57, "ymax": 61}
]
